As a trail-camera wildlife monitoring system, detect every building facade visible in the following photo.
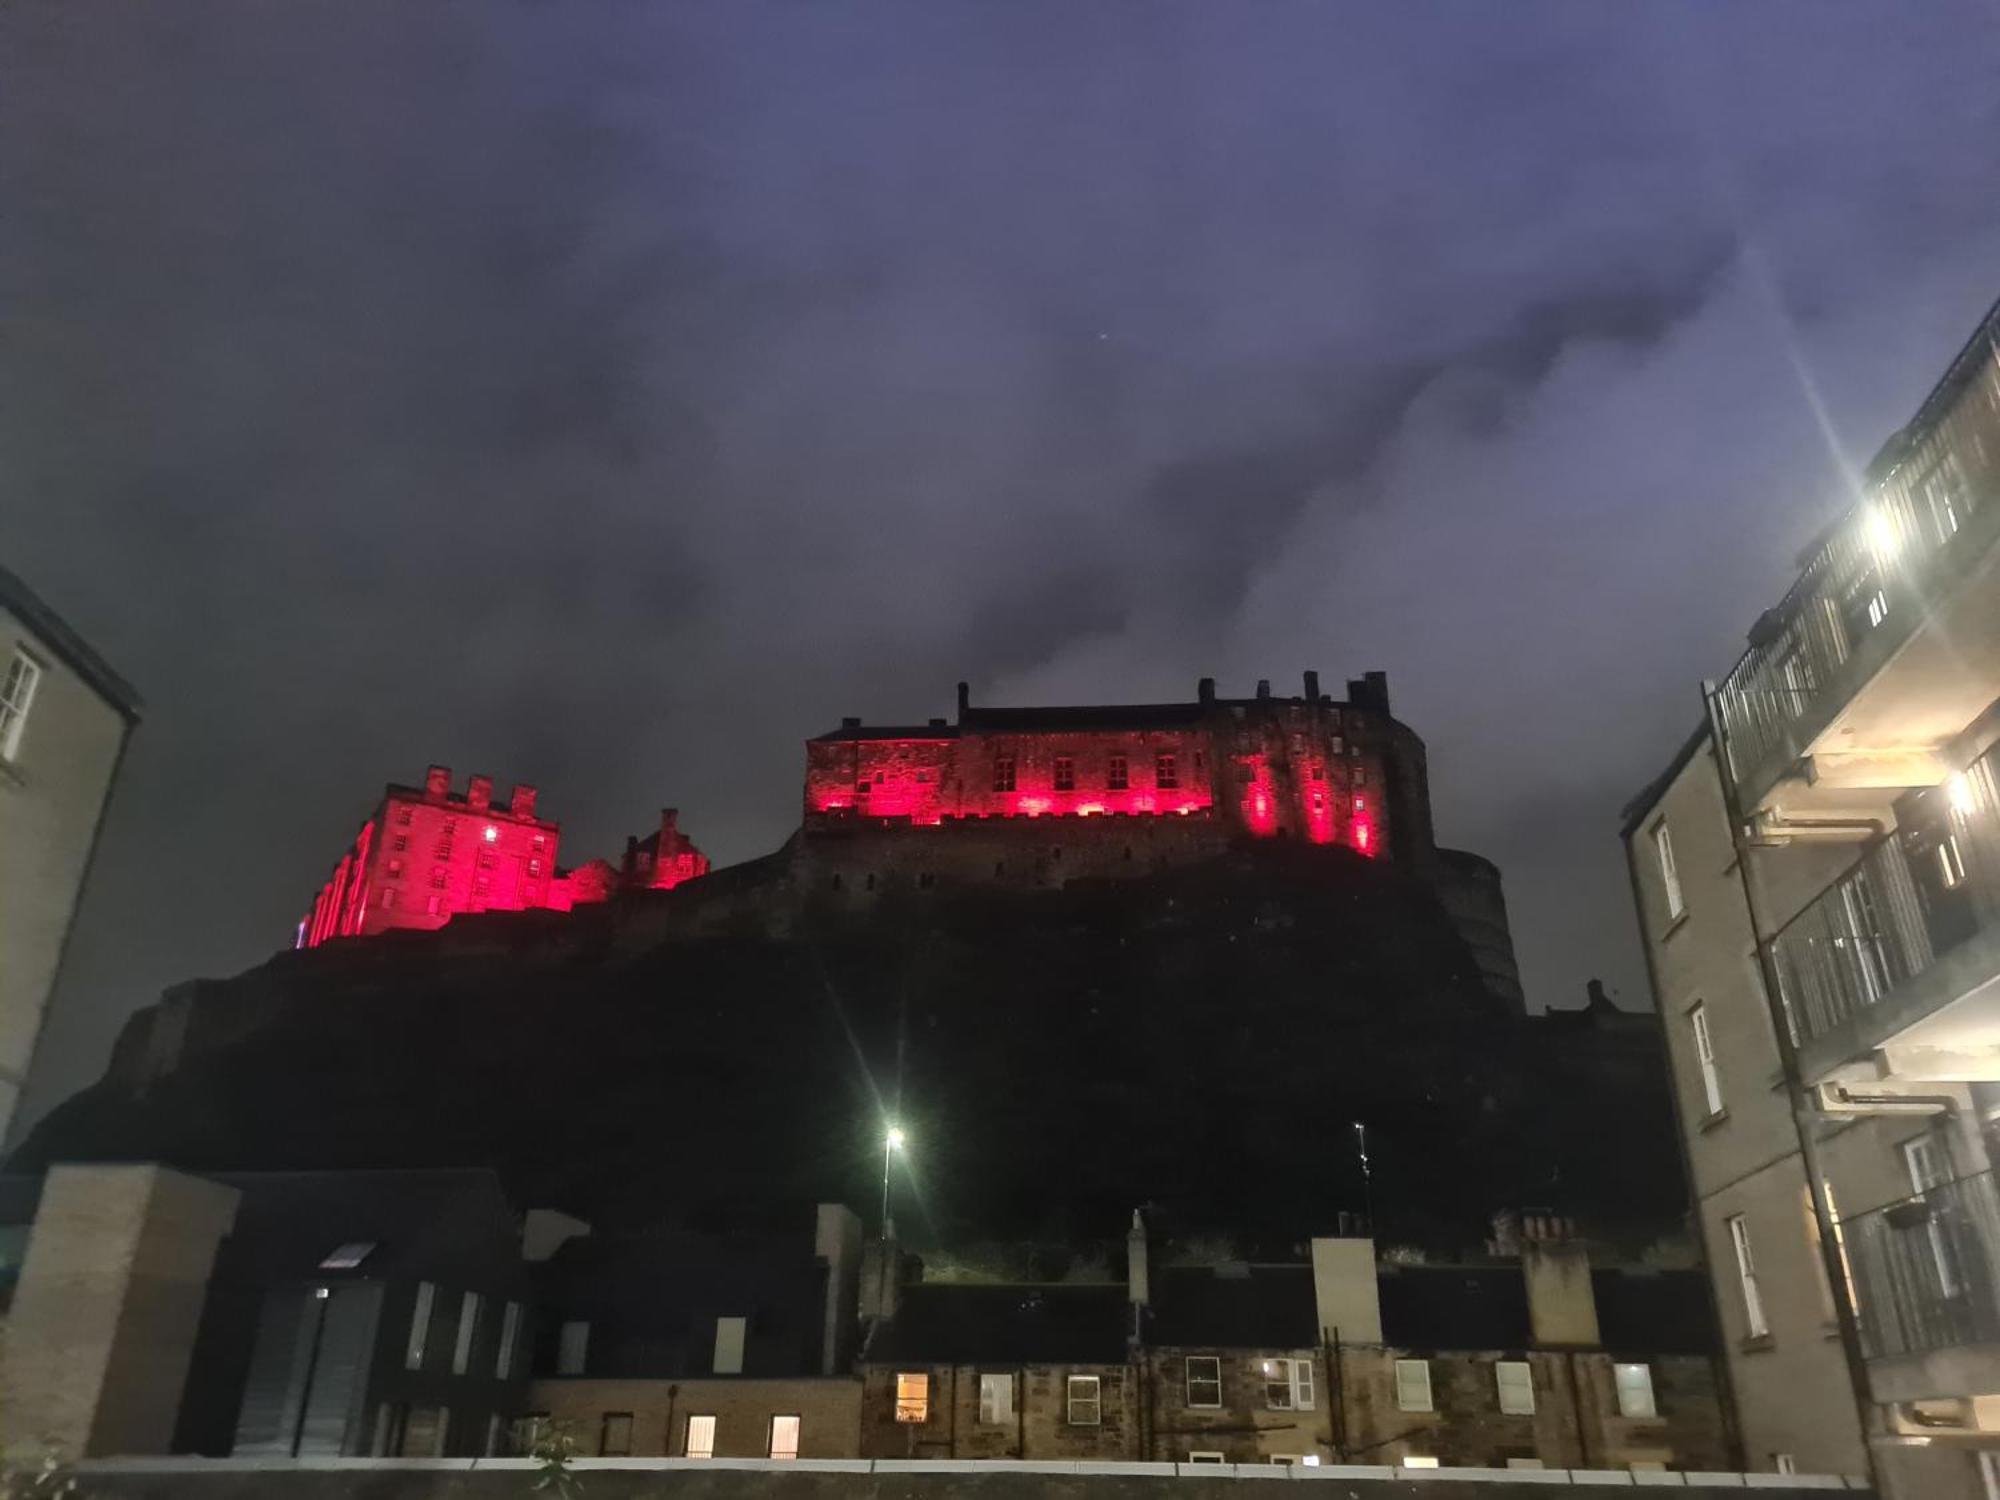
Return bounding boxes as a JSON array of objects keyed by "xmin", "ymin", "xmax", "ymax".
[
  {"xmin": 0, "ymin": 565, "xmax": 140, "ymax": 1140},
  {"xmin": 298, "ymin": 767, "xmax": 708, "ymax": 949},
  {"xmin": 1624, "ymin": 295, "xmax": 2000, "ymax": 1498}
]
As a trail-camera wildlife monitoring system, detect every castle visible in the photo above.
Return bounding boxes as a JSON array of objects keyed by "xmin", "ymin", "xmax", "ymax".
[{"xmin": 294, "ymin": 671, "xmax": 1520, "ymax": 1010}]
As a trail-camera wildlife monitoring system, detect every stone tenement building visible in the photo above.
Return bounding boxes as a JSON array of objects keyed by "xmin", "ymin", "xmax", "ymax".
[
  {"xmin": 800, "ymin": 671, "xmax": 1524, "ymax": 1011},
  {"xmin": 298, "ymin": 766, "xmax": 708, "ymax": 949}
]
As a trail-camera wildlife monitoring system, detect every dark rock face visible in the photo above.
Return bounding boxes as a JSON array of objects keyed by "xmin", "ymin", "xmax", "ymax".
[{"xmin": 15, "ymin": 845, "xmax": 1684, "ymax": 1253}]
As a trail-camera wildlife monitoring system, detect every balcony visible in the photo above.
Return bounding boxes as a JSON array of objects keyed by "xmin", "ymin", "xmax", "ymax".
[
  {"xmin": 1712, "ymin": 312, "xmax": 2000, "ymax": 820},
  {"xmin": 1771, "ymin": 743, "xmax": 2000, "ymax": 1088},
  {"xmin": 1842, "ymin": 1170, "xmax": 2000, "ymax": 1397}
]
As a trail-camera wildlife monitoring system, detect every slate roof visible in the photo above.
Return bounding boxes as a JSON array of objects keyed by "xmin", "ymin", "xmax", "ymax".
[
  {"xmin": 1377, "ymin": 1266, "xmax": 1532, "ymax": 1351},
  {"xmin": 868, "ymin": 1283, "xmax": 1131, "ymax": 1364},
  {"xmin": 1593, "ymin": 1269, "xmax": 1714, "ymax": 1357},
  {"xmin": 1148, "ymin": 1264, "xmax": 1316, "ymax": 1348},
  {"xmin": 0, "ymin": 563, "xmax": 142, "ymax": 721}
]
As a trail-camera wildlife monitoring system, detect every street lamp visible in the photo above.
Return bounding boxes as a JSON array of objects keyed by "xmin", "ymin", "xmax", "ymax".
[{"xmin": 881, "ymin": 1126, "xmax": 906, "ymax": 1238}]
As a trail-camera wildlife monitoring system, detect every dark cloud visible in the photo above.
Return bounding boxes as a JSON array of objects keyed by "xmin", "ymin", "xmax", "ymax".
[{"xmin": 5, "ymin": 0, "xmax": 2000, "ymax": 1130}]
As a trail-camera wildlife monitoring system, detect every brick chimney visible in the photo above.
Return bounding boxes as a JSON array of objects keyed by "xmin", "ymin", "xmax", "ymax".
[
  {"xmin": 1523, "ymin": 1240, "xmax": 1601, "ymax": 1348},
  {"xmin": 1310, "ymin": 1235, "xmax": 1382, "ymax": 1344},
  {"xmin": 1304, "ymin": 670, "xmax": 1320, "ymax": 703},
  {"xmin": 956, "ymin": 681, "xmax": 971, "ymax": 721},
  {"xmin": 1197, "ymin": 677, "xmax": 1216, "ymax": 708},
  {"xmin": 660, "ymin": 808, "xmax": 680, "ymax": 848},
  {"xmin": 424, "ymin": 765, "xmax": 451, "ymax": 802},
  {"xmin": 509, "ymin": 784, "xmax": 538, "ymax": 819},
  {"xmin": 1127, "ymin": 1209, "xmax": 1150, "ymax": 1309},
  {"xmin": 467, "ymin": 775, "xmax": 493, "ymax": 813}
]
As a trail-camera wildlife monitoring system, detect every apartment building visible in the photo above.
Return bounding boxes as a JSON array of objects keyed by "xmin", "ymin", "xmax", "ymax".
[
  {"xmin": 0, "ymin": 564, "xmax": 139, "ymax": 1139},
  {"xmin": 1624, "ymin": 295, "xmax": 2000, "ymax": 1499}
]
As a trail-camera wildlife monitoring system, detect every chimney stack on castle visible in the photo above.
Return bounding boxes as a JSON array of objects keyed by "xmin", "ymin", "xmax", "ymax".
[
  {"xmin": 467, "ymin": 775, "xmax": 493, "ymax": 813},
  {"xmin": 424, "ymin": 765, "xmax": 451, "ymax": 802}
]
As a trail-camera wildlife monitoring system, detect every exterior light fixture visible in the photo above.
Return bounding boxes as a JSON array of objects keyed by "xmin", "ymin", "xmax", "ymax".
[
  {"xmin": 483, "ymin": 825, "xmax": 500, "ymax": 843},
  {"xmin": 880, "ymin": 1125, "xmax": 907, "ymax": 1238},
  {"xmin": 1866, "ymin": 507, "xmax": 1901, "ymax": 564},
  {"xmin": 1948, "ymin": 772, "xmax": 1977, "ymax": 817}
]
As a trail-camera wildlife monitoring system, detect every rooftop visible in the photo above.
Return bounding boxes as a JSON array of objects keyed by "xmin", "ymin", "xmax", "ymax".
[{"xmin": 0, "ymin": 562, "xmax": 142, "ymax": 722}]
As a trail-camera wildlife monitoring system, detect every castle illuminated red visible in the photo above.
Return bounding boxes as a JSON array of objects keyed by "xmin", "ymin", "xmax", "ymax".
[{"xmin": 297, "ymin": 767, "xmax": 707, "ymax": 949}]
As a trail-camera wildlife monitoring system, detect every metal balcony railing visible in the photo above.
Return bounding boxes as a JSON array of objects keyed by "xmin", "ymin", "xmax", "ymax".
[
  {"xmin": 1769, "ymin": 744, "xmax": 2000, "ymax": 1050},
  {"xmin": 1842, "ymin": 1168, "xmax": 2000, "ymax": 1360}
]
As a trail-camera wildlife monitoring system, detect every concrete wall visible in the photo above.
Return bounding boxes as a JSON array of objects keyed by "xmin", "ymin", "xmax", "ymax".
[
  {"xmin": 0, "ymin": 598, "xmax": 130, "ymax": 1138},
  {"xmin": 0, "ymin": 1164, "xmax": 240, "ymax": 1457},
  {"xmin": 527, "ymin": 1378, "xmax": 862, "ymax": 1459}
]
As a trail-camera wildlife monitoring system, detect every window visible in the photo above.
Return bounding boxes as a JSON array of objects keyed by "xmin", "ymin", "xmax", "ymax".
[
  {"xmin": 1054, "ymin": 757, "xmax": 1075, "ymax": 792},
  {"xmin": 1614, "ymin": 1362, "xmax": 1657, "ymax": 1419},
  {"xmin": 319, "ymin": 1241, "xmax": 376, "ymax": 1270},
  {"xmin": 1496, "ymin": 1361, "xmax": 1535, "ymax": 1415},
  {"xmin": 1394, "ymin": 1359, "xmax": 1432, "ymax": 1412},
  {"xmin": 993, "ymin": 756, "xmax": 1016, "ymax": 793},
  {"xmin": 1186, "ymin": 1452, "xmax": 1225, "ymax": 1465},
  {"xmin": 452, "ymin": 1291, "xmax": 481, "ymax": 1375},
  {"xmin": 495, "ymin": 1301, "xmax": 521, "ymax": 1378},
  {"xmin": 1185, "ymin": 1355, "xmax": 1222, "ymax": 1408},
  {"xmin": 768, "ymin": 1415, "xmax": 800, "ymax": 1460},
  {"xmin": 1402, "ymin": 1456, "xmax": 1439, "ymax": 1469},
  {"xmin": 379, "ymin": 887, "xmax": 397, "ymax": 912},
  {"xmin": 1774, "ymin": 1454, "xmax": 1797, "ymax": 1475},
  {"xmin": 1108, "ymin": 756, "xmax": 1129, "ymax": 791},
  {"xmin": 0, "ymin": 650, "xmax": 41, "ymax": 760},
  {"xmin": 387, "ymin": 858, "xmax": 404, "ymax": 876},
  {"xmin": 979, "ymin": 1373, "xmax": 1014, "ymax": 1424},
  {"xmin": 427, "ymin": 894, "xmax": 443, "ymax": 916},
  {"xmin": 1156, "ymin": 753, "xmax": 1178, "ymax": 789},
  {"xmin": 1726, "ymin": 1214, "xmax": 1769, "ymax": 1338},
  {"xmin": 1690, "ymin": 1003, "xmax": 1724, "ymax": 1116},
  {"xmin": 1506, "ymin": 1458, "xmax": 1546, "ymax": 1470},
  {"xmin": 557, "ymin": 1319, "xmax": 590, "ymax": 1375},
  {"xmin": 406, "ymin": 1282, "xmax": 435, "ymax": 1370},
  {"xmin": 1067, "ymin": 1374, "xmax": 1101, "ymax": 1425},
  {"xmin": 895, "ymin": 1372, "xmax": 929, "ymax": 1423},
  {"xmin": 393, "ymin": 836, "xmax": 409, "ymax": 853},
  {"xmin": 396, "ymin": 806, "xmax": 415, "ymax": 826},
  {"xmin": 1263, "ymin": 1357, "xmax": 1313, "ymax": 1410},
  {"xmin": 684, "ymin": 1414, "xmax": 716, "ymax": 1460},
  {"xmin": 1904, "ymin": 1135, "xmax": 1963, "ymax": 1294},
  {"xmin": 713, "ymin": 1315, "xmax": 746, "ymax": 1374},
  {"xmin": 1653, "ymin": 822, "xmax": 1683, "ymax": 920},
  {"xmin": 430, "ymin": 867, "xmax": 448, "ymax": 889},
  {"xmin": 599, "ymin": 1413, "xmax": 633, "ymax": 1457}
]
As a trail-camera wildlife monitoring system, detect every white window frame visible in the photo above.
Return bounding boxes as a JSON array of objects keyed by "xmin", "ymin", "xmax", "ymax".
[
  {"xmin": 1186, "ymin": 1452, "xmax": 1225, "ymax": 1465},
  {"xmin": 1067, "ymin": 1374, "xmax": 1102, "ymax": 1426},
  {"xmin": 0, "ymin": 650, "xmax": 42, "ymax": 762},
  {"xmin": 451, "ymin": 1291, "xmax": 481, "ymax": 1376},
  {"xmin": 1690, "ymin": 1003, "xmax": 1724, "ymax": 1116},
  {"xmin": 1394, "ymin": 1358, "xmax": 1433, "ymax": 1412},
  {"xmin": 1653, "ymin": 821, "xmax": 1684, "ymax": 920},
  {"xmin": 405, "ymin": 1281, "xmax": 436, "ymax": 1370},
  {"xmin": 1185, "ymin": 1355, "xmax": 1222, "ymax": 1408},
  {"xmin": 1614, "ymin": 1362, "xmax": 1658, "ymax": 1419},
  {"xmin": 1263, "ymin": 1356, "xmax": 1313, "ymax": 1411},
  {"xmin": 1774, "ymin": 1454, "xmax": 1797, "ymax": 1475},
  {"xmin": 768, "ymin": 1414, "xmax": 800, "ymax": 1461},
  {"xmin": 1402, "ymin": 1455, "xmax": 1440, "ymax": 1469},
  {"xmin": 684, "ymin": 1414, "xmax": 716, "ymax": 1460},
  {"xmin": 1726, "ymin": 1214, "xmax": 1769, "ymax": 1338},
  {"xmin": 1904, "ymin": 1135, "xmax": 1964, "ymax": 1295},
  {"xmin": 495, "ymin": 1301, "xmax": 521, "ymax": 1378},
  {"xmin": 1496, "ymin": 1360, "xmax": 1535, "ymax": 1415},
  {"xmin": 557, "ymin": 1319, "xmax": 590, "ymax": 1376},
  {"xmin": 979, "ymin": 1372, "xmax": 1014, "ymax": 1425}
]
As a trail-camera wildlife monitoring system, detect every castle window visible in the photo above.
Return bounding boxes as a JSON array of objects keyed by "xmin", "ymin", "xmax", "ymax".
[
  {"xmin": 393, "ymin": 836, "xmax": 409, "ymax": 853},
  {"xmin": 993, "ymin": 756, "xmax": 1016, "ymax": 793},
  {"xmin": 1108, "ymin": 756, "xmax": 1128, "ymax": 790},
  {"xmin": 435, "ymin": 832, "xmax": 454, "ymax": 859},
  {"xmin": 1310, "ymin": 762, "xmax": 1324, "ymax": 782},
  {"xmin": 427, "ymin": 895, "xmax": 444, "ymax": 916},
  {"xmin": 532, "ymin": 835, "xmax": 545, "ymax": 850},
  {"xmin": 528, "ymin": 859, "xmax": 542, "ymax": 877},
  {"xmin": 1156, "ymin": 753, "xmax": 1178, "ymax": 789},
  {"xmin": 380, "ymin": 887, "xmax": 397, "ymax": 910},
  {"xmin": 396, "ymin": 806, "xmax": 414, "ymax": 826},
  {"xmin": 431, "ymin": 867, "xmax": 448, "ymax": 889},
  {"xmin": 1054, "ymin": 757, "xmax": 1075, "ymax": 792},
  {"xmin": 388, "ymin": 859, "xmax": 403, "ymax": 875}
]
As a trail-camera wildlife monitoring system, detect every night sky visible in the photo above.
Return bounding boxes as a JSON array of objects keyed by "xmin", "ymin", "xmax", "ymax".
[{"xmin": 5, "ymin": 4, "xmax": 1999, "ymax": 1132}]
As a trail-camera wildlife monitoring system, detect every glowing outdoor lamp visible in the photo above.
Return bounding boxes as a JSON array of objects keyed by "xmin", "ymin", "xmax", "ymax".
[{"xmin": 881, "ymin": 1125, "xmax": 906, "ymax": 1237}]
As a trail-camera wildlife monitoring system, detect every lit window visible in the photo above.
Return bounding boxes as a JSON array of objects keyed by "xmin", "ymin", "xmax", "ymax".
[
  {"xmin": 452, "ymin": 1292, "xmax": 481, "ymax": 1375},
  {"xmin": 979, "ymin": 1373, "xmax": 1014, "ymax": 1424},
  {"xmin": 1394, "ymin": 1359, "xmax": 1432, "ymax": 1412},
  {"xmin": 768, "ymin": 1414, "xmax": 800, "ymax": 1460},
  {"xmin": 1054, "ymin": 756, "xmax": 1075, "ymax": 792},
  {"xmin": 1690, "ymin": 1003, "xmax": 1724, "ymax": 1116},
  {"xmin": 426, "ymin": 895, "xmax": 443, "ymax": 916},
  {"xmin": 1653, "ymin": 822, "xmax": 1684, "ymax": 920},
  {"xmin": 993, "ymin": 756, "xmax": 1016, "ymax": 794},
  {"xmin": 895, "ymin": 1372, "xmax": 930, "ymax": 1423},
  {"xmin": 557, "ymin": 1319, "xmax": 589, "ymax": 1376},
  {"xmin": 495, "ymin": 1301, "xmax": 521, "ymax": 1378},
  {"xmin": 1263, "ymin": 1357, "xmax": 1314, "ymax": 1410},
  {"xmin": 387, "ymin": 858, "xmax": 403, "ymax": 875},
  {"xmin": 599, "ymin": 1413, "xmax": 633, "ymax": 1457},
  {"xmin": 1496, "ymin": 1361, "xmax": 1535, "ymax": 1415},
  {"xmin": 1614, "ymin": 1362, "xmax": 1658, "ymax": 1419},
  {"xmin": 1067, "ymin": 1374, "xmax": 1102, "ymax": 1425},
  {"xmin": 405, "ymin": 1281, "xmax": 436, "ymax": 1370},
  {"xmin": 319, "ymin": 1242, "xmax": 377, "ymax": 1269},
  {"xmin": 1403, "ymin": 1456, "xmax": 1440, "ymax": 1469},
  {"xmin": 1940, "ymin": 837, "xmax": 1967, "ymax": 890},
  {"xmin": 1726, "ymin": 1214, "xmax": 1769, "ymax": 1338},
  {"xmin": 1156, "ymin": 753, "xmax": 1178, "ymax": 790},
  {"xmin": 1108, "ymin": 756, "xmax": 1129, "ymax": 791},
  {"xmin": 1186, "ymin": 1355, "xmax": 1222, "ymax": 1408},
  {"xmin": 0, "ymin": 650, "xmax": 41, "ymax": 761},
  {"xmin": 684, "ymin": 1414, "xmax": 716, "ymax": 1460},
  {"xmin": 483, "ymin": 825, "xmax": 499, "ymax": 843}
]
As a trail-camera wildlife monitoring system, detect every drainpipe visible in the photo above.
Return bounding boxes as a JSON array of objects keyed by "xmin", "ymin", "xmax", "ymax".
[{"xmin": 1704, "ymin": 682, "xmax": 1883, "ymax": 1489}]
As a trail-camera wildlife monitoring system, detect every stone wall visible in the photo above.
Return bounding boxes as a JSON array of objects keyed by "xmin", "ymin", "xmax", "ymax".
[{"xmin": 527, "ymin": 1378, "xmax": 862, "ymax": 1459}]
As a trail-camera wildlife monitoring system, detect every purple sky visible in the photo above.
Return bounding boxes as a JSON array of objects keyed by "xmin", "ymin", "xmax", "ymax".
[{"xmin": 5, "ymin": 3, "xmax": 2000, "ymax": 1129}]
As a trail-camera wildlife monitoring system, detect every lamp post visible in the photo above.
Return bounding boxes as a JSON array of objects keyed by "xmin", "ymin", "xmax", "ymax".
[{"xmin": 881, "ymin": 1126, "xmax": 905, "ymax": 1238}]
